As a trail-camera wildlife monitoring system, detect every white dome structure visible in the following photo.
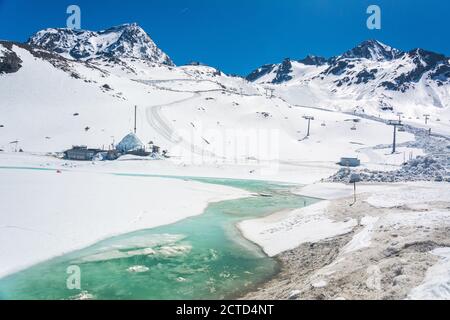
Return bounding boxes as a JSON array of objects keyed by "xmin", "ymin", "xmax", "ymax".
[{"xmin": 116, "ymin": 133, "xmax": 144, "ymax": 153}]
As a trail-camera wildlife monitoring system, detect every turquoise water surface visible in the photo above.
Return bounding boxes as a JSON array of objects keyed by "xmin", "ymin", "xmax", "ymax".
[{"xmin": 0, "ymin": 173, "xmax": 318, "ymax": 300}]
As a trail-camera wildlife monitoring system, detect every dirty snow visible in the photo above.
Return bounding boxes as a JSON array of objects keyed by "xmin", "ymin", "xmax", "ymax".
[
  {"xmin": 408, "ymin": 248, "xmax": 450, "ymax": 300},
  {"xmin": 342, "ymin": 216, "xmax": 379, "ymax": 254},
  {"xmin": 243, "ymin": 182, "xmax": 450, "ymax": 300}
]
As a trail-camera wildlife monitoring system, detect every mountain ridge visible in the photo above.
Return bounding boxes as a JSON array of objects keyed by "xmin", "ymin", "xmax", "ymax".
[
  {"xmin": 27, "ymin": 23, "xmax": 174, "ymax": 66},
  {"xmin": 1, "ymin": 24, "xmax": 449, "ymax": 119},
  {"xmin": 245, "ymin": 40, "xmax": 450, "ymax": 108}
]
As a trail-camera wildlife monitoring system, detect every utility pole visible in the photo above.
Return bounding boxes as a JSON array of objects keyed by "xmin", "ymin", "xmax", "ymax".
[
  {"xmin": 134, "ymin": 105, "xmax": 137, "ymax": 134},
  {"xmin": 302, "ymin": 116, "xmax": 315, "ymax": 137},
  {"xmin": 387, "ymin": 120, "xmax": 403, "ymax": 154},
  {"xmin": 423, "ymin": 114, "xmax": 430, "ymax": 125}
]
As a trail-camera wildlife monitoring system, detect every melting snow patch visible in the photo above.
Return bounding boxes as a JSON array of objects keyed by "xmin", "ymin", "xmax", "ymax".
[
  {"xmin": 312, "ymin": 280, "xmax": 328, "ymax": 288},
  {"xmin": 239, "ymin": 201, "xmax": 358, "ymax": 256},
  {"xmin": 342, "ymin": 216, "xmax": 379, "ymax": 254},
  {"xmin": 158, "ymin": 244, "xmax": 192, "ymax": 257},
  {"xmin": 70, "ymin": 291, "xmax": 95, "ymax": 300},
  {"xmin": 127, "ymin": 265, "xmax": 150, "ymax": 273},
  {"xmin": 407, "ymin": 248, "xmax": 450, "ymax": 300},
  {"xmin": 366, "ymin": 184, "xmax": 450, "ymax": 208},
  {"xmin": 288, "ymin": 290, "xmax": 301, "ymax": 300}
]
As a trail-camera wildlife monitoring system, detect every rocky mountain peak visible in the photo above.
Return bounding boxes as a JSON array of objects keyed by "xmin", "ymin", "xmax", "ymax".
[
  {"xmin": 27, "ymin": 23, "xmax": 174, "ymax": 65},
  {"xmin": 342, "ymin": 39, "xmax": 403, "ymax": 61},
  {"xmin": 298, "ymin": 55, "xmax": 328, "ymax": 66}
]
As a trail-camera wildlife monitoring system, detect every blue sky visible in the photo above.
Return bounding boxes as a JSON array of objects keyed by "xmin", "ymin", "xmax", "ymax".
[{"xmin": 0, "ymin": 0, "xmax": 448, "ymax": 75}]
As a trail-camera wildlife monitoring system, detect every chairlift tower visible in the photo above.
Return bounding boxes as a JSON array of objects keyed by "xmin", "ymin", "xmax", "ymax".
[
  {"xmin": 387, "ymin": 120, "xmax": 403, "ymax": 154},
  {"xmin": 397, "ymin": 112, "xmax": 403, "ymax": 122},
  {"xmin": 423, "ymin": 114, "xmax": 430, "ymax": 125},
  {"xmin": 302, "ymin": 116, "xmax": 315, "ymax": 137}
]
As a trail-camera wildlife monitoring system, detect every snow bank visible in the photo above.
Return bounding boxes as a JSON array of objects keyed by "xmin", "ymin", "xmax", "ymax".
[
  {"xmin": 239, "ymin": 201, "xmax": 357, "ymax": 256},
  {"xmin": 240, "ymin": 181, "xmax": 450, "ymax": 258},
  {"xmin": 366, "ymin": 183, "xmax": 450, "ymax": 208},
  {"xmin": 0, "ymin": 169, "xmax": 249, "ymax": 277},
  {"xmin": 408, "ymin": 248, "xmax": 450, "ymax": 300},
  {"xmin": 342, "ymin": 216, "xmax": 379, "ymax": 254},
  {"xmin": 296, "ymin": 182, "xmax": 450, "ymax": 206},
  {"xmin": 294, "ymin": 182, "xmax": 386, "ymax": 200}
]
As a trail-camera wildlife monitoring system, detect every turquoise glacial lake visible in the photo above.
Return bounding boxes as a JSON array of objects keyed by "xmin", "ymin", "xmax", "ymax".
[{"xmin": 0, "ymin": 175, "xmax": 318, "ymax": 300}]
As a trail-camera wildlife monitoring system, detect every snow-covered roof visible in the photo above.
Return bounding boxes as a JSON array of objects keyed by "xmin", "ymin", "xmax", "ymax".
[{"xmin": 116, "ymin": 133, "xmax": 144, "ymax": 153}]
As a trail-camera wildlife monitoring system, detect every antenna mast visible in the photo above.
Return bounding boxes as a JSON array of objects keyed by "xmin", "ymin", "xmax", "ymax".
[{"xmin": 134, "ymin": 105, "xmax": 137, "ymax": 134}]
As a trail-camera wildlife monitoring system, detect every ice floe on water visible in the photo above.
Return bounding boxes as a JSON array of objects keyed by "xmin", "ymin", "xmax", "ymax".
[
  {"xmin": 74, "ymin": 233, "xmax": 192, "ymax": 263},
  {"xmin": 176, "ymin": 277, "xmax": 188, "ymax": 282},
  {"xmin": 105, "ymin": 233, "xmax": 187, "ymax": 250},
  {"xmin": 204, "ymin": 249, "xmax": 219, "ymax": 262},
  {"xmin": 70, "ymin": 291, "xmax": 95, "ymax": 300},
  {"xmin": 127, "ymin": 265, "xmax": 150, "ymax": 273},
  {"xmin": 158, "ymin": 245, "xmax": 192, "ymax": 257}
]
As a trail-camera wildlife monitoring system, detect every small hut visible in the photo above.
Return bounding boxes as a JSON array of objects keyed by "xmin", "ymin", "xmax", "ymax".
[
  {"xmin": 339, "ymin": 157, "xmax": 361, "ymax": 167},
  {"xmin": 64, "ymin": 146, "xmax": 103, "ymax": 161}
]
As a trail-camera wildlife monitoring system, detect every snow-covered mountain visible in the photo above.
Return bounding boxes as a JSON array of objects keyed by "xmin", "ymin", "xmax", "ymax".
[
  {"xmin": 1, "ymin": 24, "xmax": 449, "ymax": 163},
  {"xmin": 0, "ymin": 33, "xmax": 262, "ymax": 155},
  {"xmin": 341, "ymin": 39, "xmax": 402, "ymax": 61},
  {"xmin": 246, "ymin": 40, "xmax": 450, "ymax": 121},
  {"xmin": 247, "ymin": 40, "xmax": 449, "ymax": 88},
  {"xmin": 28, "ymin": 23, "xmax": 173, "ymax": 65}
]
